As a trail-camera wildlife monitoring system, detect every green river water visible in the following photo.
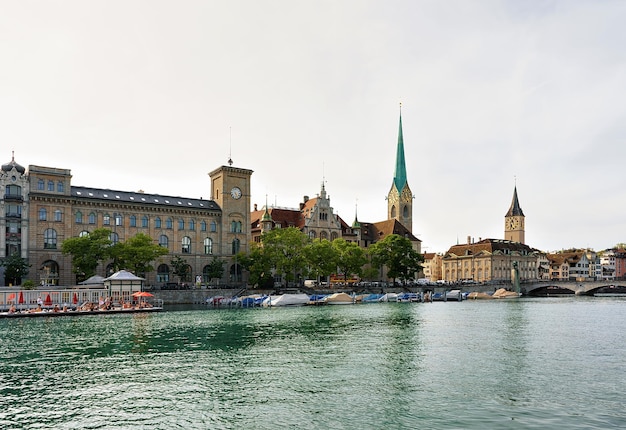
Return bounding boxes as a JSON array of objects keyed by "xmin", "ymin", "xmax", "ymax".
[{"xmin": 1, "ymin": 297, "xmax": 625, "ymax": 429}]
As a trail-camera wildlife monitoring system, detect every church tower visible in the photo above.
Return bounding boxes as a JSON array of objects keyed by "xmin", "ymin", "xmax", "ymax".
[
  {"xmin": 387, "ymin": 107, "xmax": 413, "ymax": 233},
  {"xmin": 504, "ymin": 186, "xmax": 525, "ymax": 244}
]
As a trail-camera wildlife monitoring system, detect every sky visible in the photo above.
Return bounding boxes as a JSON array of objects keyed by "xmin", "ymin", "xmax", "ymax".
[{"xmin": 2, "ymin": 0, "xmax": 625, "ymax": 254}]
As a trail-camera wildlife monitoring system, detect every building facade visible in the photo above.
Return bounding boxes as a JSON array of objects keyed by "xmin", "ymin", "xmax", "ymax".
[{"xmin": 1, "ymin": 155, "xmax": 252, "ymax": 287}]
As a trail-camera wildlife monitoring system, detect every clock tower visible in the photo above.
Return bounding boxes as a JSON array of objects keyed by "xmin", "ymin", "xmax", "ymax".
[
  {"xmin": 387, "ymin": 108, "xmax": 413, "ymax": 233},
  {"xmin": 504, "ymin": 186, "xmax": 525, "ymax": 244},
  {"xmin": 209, "ymin": 163, "xmax": 253, "ymax": 261}
]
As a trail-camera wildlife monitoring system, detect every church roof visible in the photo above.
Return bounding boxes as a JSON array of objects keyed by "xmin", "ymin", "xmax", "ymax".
[
  {"xmin": 2, "ymin": 153, "xmax": 25, "ymax": 174},
  {"xmin": 505, "ymin": 186, "xmax": 525, "ymax": 217},
  {"xmin": 392, "ymin": 113, "xmax": 408, "ymax": 192}
]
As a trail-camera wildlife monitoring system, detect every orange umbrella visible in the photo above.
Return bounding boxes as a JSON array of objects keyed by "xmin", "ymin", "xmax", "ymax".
[
  {"xmin": 7, "ymin": 293, "xmax": 16, "ymax": 302},
  {"xmin": 132, "ymin": 291, "xmax": 154, "ymax": 297}
]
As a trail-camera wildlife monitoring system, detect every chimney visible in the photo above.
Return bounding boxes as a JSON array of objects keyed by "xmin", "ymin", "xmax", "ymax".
[
  {"xmin": 467, "ymin": 236, "xmax": 471, "ymax": 245},
  {"xmin": 254, "ymin": 203, "xmax": 258, "ymax": 211}
]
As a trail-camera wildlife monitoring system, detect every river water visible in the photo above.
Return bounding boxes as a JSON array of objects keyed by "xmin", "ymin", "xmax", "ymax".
[{"xmin": 1, "ymin": 297, "xmax": 625, "ymax": 429}]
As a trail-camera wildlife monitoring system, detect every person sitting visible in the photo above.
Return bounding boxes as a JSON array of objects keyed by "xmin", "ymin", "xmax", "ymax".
[
  {"xmin": 53, "ymin": 304, "xmax": 60, "ymax": 313},
  {"xmin": 8, "ymin": 304, "xmax": 17, "ymax": 314}
]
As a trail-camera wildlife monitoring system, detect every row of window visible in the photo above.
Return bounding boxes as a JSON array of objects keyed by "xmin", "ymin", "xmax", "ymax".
[
  {"xmin": 36, "ymin": 209, "xmax": 237, "ymax": 232},
  {"xmin": 37, "ymin": 179, "xmax": 65, "ymax": 193},
  {"xmin": 43, "ymin": 228, "xmax": 241, "ymax": 255}
]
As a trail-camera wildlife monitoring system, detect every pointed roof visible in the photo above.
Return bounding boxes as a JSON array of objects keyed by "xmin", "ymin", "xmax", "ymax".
[
  {"xmin": 392, "ymin": 112, "xmax": 407, "ymax": 192},
  {"xmin": 505, "ymin": 186, "xmax": 525, "ymax": 217}
]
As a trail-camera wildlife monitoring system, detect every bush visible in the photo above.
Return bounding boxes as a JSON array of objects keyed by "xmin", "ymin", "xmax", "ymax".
[{"xmin": 22, "ymin": 280, "xmax": 36, "ymax": 290}]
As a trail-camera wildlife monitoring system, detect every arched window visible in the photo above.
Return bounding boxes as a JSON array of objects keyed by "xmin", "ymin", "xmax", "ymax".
[
  {"xmin": 166, "ymin": 218, "xmax": 173, "ymax": 229},
  {"xmin": 320, "ymin": 231, "xmax": 328, "ymax": 240},
  {"xmin": 309, "ymin": 231, "xmax": 316, "ymax": 239},
  {"xmin": 103, "ymin": 214, "xmax": 111, "ymax": 225},
  {"xmin": 330, "ymin": 232, "xmax": 339, "ymax": 241},
  {"xmin": 109, "ymin": 232, "xmax": 119, "ymax": 245},
  {"xmin": 57, "ymin": 181, "xmax": 64, "ymax": 193},
  {"xmin": 403, "ymin": 205, "xmax": 409, "ymax": 219},
  {"xmin": 159, "ymin": 235, "xmax": 169, "ymax": 248},
  {"xmin": 130, "ymin": 215, "xmax": 137, "ymax": 227},
  {"xmin": 189, "ymin": 219, "xmax": 195, "ymax": 231},
  {"xmin": 79, "ymin": 230, "xmax": 89, "ymax": 237},
  {"xmin": 200, "ymin": 221, "xmax": 207, "ymax": 231},
  {"xmin": 182, "ymin": 236, "xmax": 191, "ymax": 253},
  {"xmin": 75, "ymin": 211, "xmax": 82, "ymax": 224},
  {"xmin": 155, "ymin": 217, "xmax": 162, "ymax": 228},
  {"xmin": 391, "ymin": 205, "xmax": 397, "ymax": 218},
  {"xmin": 232, "ymin": 238, "xmax": 240, "ymax": 255},
  {"xmin": 39, "ymin": 208, "xmax": 47, "ymax": 221},
  {"xmin": 47, "ymin": 180, "xmax": 54, "ymax": 191},
  {"xmin": 204, "ymin": 238, "xmax": 213, "ymax": 255},
  {"xmin": 230, "ymin": 221, "xmax": 242, "ymax": 233},
  {"xmin": 37, "ymin": 179, "xmax": 44, "ymax": 190},
  {"xmin": 114, "ymin": 213, "xmax": 122, "ymax": 226},
  {"xmin": 178, "ymin": 219, "xmax": 185, "ymax": 230},
  {"xmin": 157, "ymin": 264, "xmax": 170, "ymax": 283},
  {"xmin": 54, "ymin": 209, "xmax": 62, "ymax": 222},
  {"xmin": 142, "ymin": 216, "xmax": 149, "ymax": 228},
  {"xmin": 202, "ymin": 265, "xmax": 213, "ymax": 283},
  {"xmin": 44, "ymin": 228, "xmax": 57, "ymax": 249},
  {"xmin": 210, "ymin": 221, "xmax": 217, "ymax": 232},
  {"xmin": 88, "ymin": 212, "xmax": 96, "ymax": 224}
]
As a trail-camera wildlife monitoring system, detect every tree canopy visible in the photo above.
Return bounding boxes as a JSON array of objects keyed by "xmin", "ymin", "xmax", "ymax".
[
  {"xmin": 0, "ymin": 252, "xmax": 30, "ymax": 286},
  {"xmin": 369, "ymin": 234, "xmax": 424, "ymax": 285}
]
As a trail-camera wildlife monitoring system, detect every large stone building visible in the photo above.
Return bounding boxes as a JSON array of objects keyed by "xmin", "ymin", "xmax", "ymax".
[
  {"xmin": 441, "ymin": 186, "xmax": 541, "ymax": 283},
  {"xmin": 1, "ymin": 154, "xmax": 252, "ymax": 287}
]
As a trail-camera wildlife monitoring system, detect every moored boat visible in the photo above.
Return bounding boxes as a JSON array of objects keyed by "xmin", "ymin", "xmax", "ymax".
[
  {"xmin": 262, "ymin": 293, "xmax": 311, "ymax": 307},
  {"xmin": 323, "ymin": 292, "xmax": 355, "ymax": 305}
]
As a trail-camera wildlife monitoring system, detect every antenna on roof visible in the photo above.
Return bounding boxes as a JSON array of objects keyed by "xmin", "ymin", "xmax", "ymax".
[{"xmin": 227, "ymin": 127, "xmax": 233, "ymax": 166}]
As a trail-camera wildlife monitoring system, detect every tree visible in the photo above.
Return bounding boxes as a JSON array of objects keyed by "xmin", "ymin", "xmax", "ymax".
[
  {"xmin": 61, "ymin": 228, "xmax": 112, "ymax": 280},
  {"xmin": 304, "ymin": 239, "xmax": 338, "ymax": 283},
  {"xmin": 238, "ymin": 243, "xmax": 274, "ymax": 288},
  {"xmin": 369, "ymin": 234, "xmax": 424, "ymax": 285},
  {"xmin": 204, "ymin": 256, "xmax": 225, "ymax": 286},
  {"xmin": 170, "ymin": 255, "xmax": 191, "ymax": 283},
  {"xmin": 332, "ymin": 238, "xmax": 367, "ymax": 283},
  {"xmin": 112, "ymin": 233, "xmax": 169, "ymax": 275},
  {"xmin": 261, "ymin": 227, "xmax": 310, "ymax": 286},
  {"xmin": 1, "ymin": 252, "xmax": 30, "ymax": 286}
]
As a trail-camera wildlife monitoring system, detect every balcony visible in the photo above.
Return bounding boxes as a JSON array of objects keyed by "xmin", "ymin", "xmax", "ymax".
[
  {"xmin": 4, "ymin": 193, "xmax": 23, "ymax": 201},
  {"xmin": 6, "ymin": 212, "xmax": 21, "ymax": 219}
]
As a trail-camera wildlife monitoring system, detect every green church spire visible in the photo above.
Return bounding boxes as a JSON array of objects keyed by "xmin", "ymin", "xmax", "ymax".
[{"xmin": 393, "ymin": 106, "xmax": 407, "ymax": 192}]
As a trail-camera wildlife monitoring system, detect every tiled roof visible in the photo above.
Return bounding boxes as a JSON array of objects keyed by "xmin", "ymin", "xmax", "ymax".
[
  {"xmin": 445, "ymin": 238, "xmax": 536, "ymax": 256},
  {"xmin": 70, "ymin": 186, "xmax": 221, "ymax": 211}
]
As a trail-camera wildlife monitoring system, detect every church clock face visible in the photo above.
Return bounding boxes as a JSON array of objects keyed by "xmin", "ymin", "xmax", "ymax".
[{"xmin": 230, "ymin": 187, "xmax": 242, "ymax": 200}]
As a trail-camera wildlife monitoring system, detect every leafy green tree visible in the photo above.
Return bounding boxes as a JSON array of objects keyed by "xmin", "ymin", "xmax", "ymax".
[
  {"xmin": 369, "ymin": 234, "xmax": 424, "ymax": 285},
  {"xmin": 304, "ymin": 239, "xmax": 338, "ymax": 283},
  {"xmin": 204, "ymin": 256, "xmax": 225, "ymax": 285},
  {"xmin": 238, "ymin": 244, "xmax": 274, "ymax": 288},
  {"xmin": 61, "ymin": 228, "xmax": 112, "ymax": 280},
  {"xmin": 1, "ymin": 252, "xmax": 30, "ymax": 286},
  {"xmin": 112, "ymin": 233, "xmax": 169, "ymax": 276},
  {"xmin": 170, "ymin": 255, "xmax": 191, "ymax": 283},
  {"xmin": 332, "ymin": 238, "xmax": 367, "ymax": 282},
  {"xmin": 261, "ymin": 227, "xmax": 310, "ymax": 286}
]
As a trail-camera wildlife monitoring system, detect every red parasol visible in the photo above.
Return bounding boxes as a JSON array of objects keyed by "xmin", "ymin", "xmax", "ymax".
[
  {"xmin": 44, "ymin": 293, "xmax": 53, "ymax": 307},
  {"xmin": 132, "ymin": 291, "xmax": 154, "ymax": 297},
  {"xmin": 7, "ymin": 293, "xmax": 16, "ymax": 302},
  {"xmin": 18, "ymin": 291, "xmax": 24, "ymax": 304},
  {"xmin": 73, "ymin": 292, "xmax": 78, "ymax": 305}
]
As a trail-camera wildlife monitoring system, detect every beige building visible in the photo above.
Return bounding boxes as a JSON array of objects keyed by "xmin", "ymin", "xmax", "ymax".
[{"xmin": 2, "ymin": 155, "xmax": 252, "ymax": 287}]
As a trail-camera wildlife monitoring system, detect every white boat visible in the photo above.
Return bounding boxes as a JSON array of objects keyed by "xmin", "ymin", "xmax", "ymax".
[
  {"xmin": 323, "ymin": 292, "xmax": 355, "ymax": 305},
  {"xmin": 492, "ymin": 288, "xmax": 521, "ymax": 299},
  {"xmin": 377, "ymin": 293, "xmax": 398, "ymax": 302},
  {"xmin": 262, "ymin": 293, "xmax": 311, "ymax": 307},
  {"xmin": 445, "ymin": 290, "xmax": 465, "ymax": 301}
]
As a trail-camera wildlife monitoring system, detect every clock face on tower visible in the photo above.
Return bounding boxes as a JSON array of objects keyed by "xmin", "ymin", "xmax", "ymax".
[{"xmin": 230, "ymin": 187, "xmax": 242, "ymax": 200}]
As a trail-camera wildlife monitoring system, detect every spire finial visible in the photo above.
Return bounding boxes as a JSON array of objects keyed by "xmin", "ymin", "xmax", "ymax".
[
  {"xmin": 12, "ymin": 150, "xmax": 15, "ymax": 161},
  {"xmin": 227, "ymin": 127, "xmax": 233, "ymax": 166}
]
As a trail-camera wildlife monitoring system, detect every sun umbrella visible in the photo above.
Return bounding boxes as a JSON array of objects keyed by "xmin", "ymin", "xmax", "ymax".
[
  {"xmin": 73, "ymin": 292, "xmax": 78, "ymax": 305},
  {"xmin": 44, "ymin": 294, "xmax": 53, "ymax": 307},
  {"xmin": 18, "ymin": 291, "xmax": 24, "ymax": 304},
  {"xmin": 132, "ymin": 291, "xmax": 154, "ymax": 297},
  {"xmin": 7, "ymin": 293, "xmax": 16, "ymax": 302}
]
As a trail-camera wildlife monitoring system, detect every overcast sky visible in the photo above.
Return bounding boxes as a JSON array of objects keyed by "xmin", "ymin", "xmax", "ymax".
[{"xmin": 2, "ymin": 1, "xmax": 625, "ymax": 254}]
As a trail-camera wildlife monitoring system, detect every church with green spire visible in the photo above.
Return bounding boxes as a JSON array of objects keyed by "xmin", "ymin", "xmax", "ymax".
[{"xmin": 387, "ymin": 109, "xmax": 413, "ymax": 233}]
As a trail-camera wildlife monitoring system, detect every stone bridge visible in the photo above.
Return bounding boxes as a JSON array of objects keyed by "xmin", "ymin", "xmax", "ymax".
[{"xmin": 521, "ymin": 281, "xmax": 626, "ymax": 296}]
